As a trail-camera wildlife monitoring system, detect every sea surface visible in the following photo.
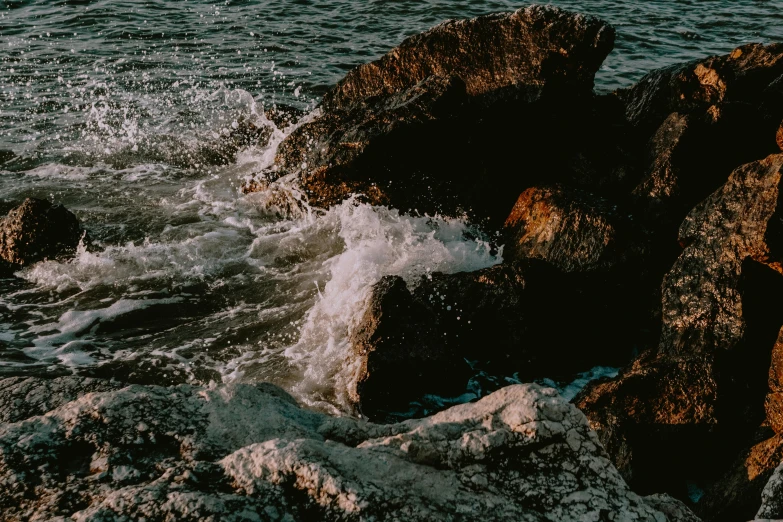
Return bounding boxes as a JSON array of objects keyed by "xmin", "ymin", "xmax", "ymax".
[{"xmin": 1, "ymin": 1, "xmax": 782, "ymax": 416}]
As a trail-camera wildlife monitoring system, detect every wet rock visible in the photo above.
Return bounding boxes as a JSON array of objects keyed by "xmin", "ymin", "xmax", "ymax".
[
  {"xmin": 245, "ymin": 6, "xmax": 620, "ymax": 228},
  {"xmin": 351, "ymin": 258, "xmax": 642, "ymax": 420},
  {"xmin": 502, "ymin": 185, "xmax": 631, "ymax": 272},
  {"xmin": 621, "ymin": 44, "xmax": 783, "ymax": 133},
  {"xmin": 697, "ymin": 430, "xmax": 783, "ymax": 522},
  {"xmin": 576, "ymin": 154, "xmax": 783, "ymax": 499},
  {"xmin": 323, "ymin": 5, "xmax": 614, "ymax": 111},
  {"xmin": 0, "ymin": 198, "xmax": 84, "ymax": 268},
  {"xmin": 0, "ymin": 379, "xmax": 696, "ymax": 522},
  {"xmin": 0, "ymin": 376, "xmax": 121, "ymax": 424},
  {"xmin": 756, "ymin": 459, "xmax": 783, "ymax": 520}
]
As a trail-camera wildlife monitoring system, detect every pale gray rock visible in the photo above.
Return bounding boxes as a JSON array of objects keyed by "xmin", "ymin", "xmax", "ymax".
[
  {"xmin": 756, "ymin": 460, "xmax": 783, "ymax": 520},
  {"xmin": 0, "ymin": 378, "xmax": 697, "ymax": 521}
]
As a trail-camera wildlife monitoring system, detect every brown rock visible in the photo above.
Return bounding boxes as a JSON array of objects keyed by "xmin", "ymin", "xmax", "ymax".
[
  {"xmin": 245, "ymin": 7, "xmax": 622, "ymax": 228},
  {"xmin": 777, "ymin": 120, "xmax": 783, "ymax": 151},
  {"xmin": 0, "ymin": 198, "xmax": 84, "ymax": 268},
  {"xmin": 503, "ymin": 185, "xmax": 629, "ymax": 272},
  {"xmin": 622, "ymin": 43, "xmax": 783, "ymax": 133},
  {"xmin": 323, "ymin": 5, "xmax": 614, "ymax": 111},
  {"xmin": 576, "ymin": 154, "xmax": 783, "ymax": 499}
]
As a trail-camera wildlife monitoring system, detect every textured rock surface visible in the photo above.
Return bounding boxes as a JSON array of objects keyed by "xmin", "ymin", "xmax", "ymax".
[
  {"xmin": 576, "ymin": 154, "xmax": 783, "ymax": 498},
  {"xmin": 323, "ymin": 4, "xmax": 614, "ymax": 110},
  {"xmin": 245, "ymin": 6, "xmax": 622, "ymax": 228},
  {"xmin": 0, "ymin": 198, "xmax": 84, "ymax": 268},
  {"xmin": 756, "ymin": 460, "xmax": 783, "ymax": 520},
  {"xmin": 766, "ymin": 326, "xmax": 783, "ymax": 433},
  {"xmin": 351, "ymin": 258, "xmax": 642, "ymax": 420},
  {"xmin": 621, "ymin": 43, "xmax": 783, "ymax": 132},
  {"xmin": 502, "ymin": 185, "xmax": 630, "ymax": 272},
  {"xmin": 0, "ymin": 378, "xmax": 696, "ymax": 522}
]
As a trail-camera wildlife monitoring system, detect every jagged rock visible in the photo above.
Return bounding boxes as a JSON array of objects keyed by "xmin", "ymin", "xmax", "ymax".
[
  {"xmin": 621, "ymin": 43, "xmax": 783, "ymax": 133},
  {"xmin": 0, "ymin": 376, "xmax": 122, "ymax": 424},
  {"xmin": 766, "ymin": 326, "xmax": 783, "ymax": 433},
  {"xmin": 351, "ymin": 258, "xmax": 643, "ymax": 420},
  {"xmin": 777, "ymin": 120, "xmax": 783, "ymax": 151},
  {"xmin": 0, "ymin": 198, "xmax": 84, "ymax": 269},
  {"xmin": 576, "ymin": 154, "xmax": 783, "ymax": 499},
  {"xmin": 697, "ymin": 431, "xmax": 783, "ymax": 522},
  {"xmin": 245, "ymin": 6, "xmax": 623, "ymax": 228},
  {"xmin": 644, "ymin": 494, "xmax": 702, "ymax": 522},
  {"xmin": 756, "ymin": 460, "xmax": 783, "ymax": 520},
  {"xmin": 0, "ymin": 377, "xmax": 698, "ymax": 522},
  {"xmin": 502, "ymin": 185, "xmax": 631, "ymax": 272},
  {"xmin": 323, "ymin": 5, "xmax": 614, "ymax": 111}
]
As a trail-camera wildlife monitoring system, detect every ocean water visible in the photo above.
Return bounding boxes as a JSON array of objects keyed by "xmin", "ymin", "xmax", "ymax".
[{"xmin": 1, "ymin": 1, "xmax": 782, "ymax": 415}]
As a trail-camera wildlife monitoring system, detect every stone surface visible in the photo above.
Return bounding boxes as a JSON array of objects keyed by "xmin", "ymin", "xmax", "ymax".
[
  {"xmin": 0, "ymin": 198, "xmax": 84, "ymax": 268},
  {"xmin": 576, "ymin": 154, "xmax": 783, "ymax": 498},
  {"xmin": 245, "ymin": 6, "xmax": 623, "ymax": 228},
  {"xmin": 502, "ymin": 185, "xmax": 631, "ymax": 272},
  {"xmin": 621, "ymin": 43, "xmax": 783, "ymax": 133},
  {"xmin": 351, "ymin": 258, "xmax": 643, "ymax": 420},
  {"xmin": 323, "ymin": 4, "xmax": 614, "ymax": 111},
  {"xmin": 756, "ymin": 460, "xmax": 783, "ymax": 520},
  {"xmin": 0, "ymin": 378, "xmax": 697, "ymax": 522},
  {"xmin": 766, "ymin": 326, "xmax": 783, "ymax": 434}
]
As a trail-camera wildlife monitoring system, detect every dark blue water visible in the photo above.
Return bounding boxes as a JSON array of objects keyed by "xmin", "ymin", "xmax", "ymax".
[{"xmin": 1, "ymin": 1, "xmax": 781, "ymax": 413}]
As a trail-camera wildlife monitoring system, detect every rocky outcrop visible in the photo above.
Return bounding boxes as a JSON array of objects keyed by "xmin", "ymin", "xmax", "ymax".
[
  {"xmin": 245, "ymin": 6, "xmax": 623, "ymax": 228},
  {"xmin": 576, "ymin": 154, "xmax": 783, "ymax": 498},
  {"xmin": 0, "ymin": 378, "xmax": 697, "ymax": 522},
  {"xmin": 0, "ymin": 198, "xmax": 84, "ymax": 270}
]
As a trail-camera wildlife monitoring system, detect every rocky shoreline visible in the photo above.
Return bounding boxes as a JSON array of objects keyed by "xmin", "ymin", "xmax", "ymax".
[{"xmin": 2, "ymin": 4, "xmax": 783, "ymax": 521}]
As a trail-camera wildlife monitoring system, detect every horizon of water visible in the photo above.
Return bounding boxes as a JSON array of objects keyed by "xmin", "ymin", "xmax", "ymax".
[{"xmin": 1, "ymin": 0, "xmax": 782, "ymax": 416}]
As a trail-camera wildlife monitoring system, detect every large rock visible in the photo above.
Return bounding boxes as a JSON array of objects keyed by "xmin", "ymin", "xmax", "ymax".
[
  {"xmin": 0, "ymin": 198, "xmax": 84, "ymax": 269},
  {"xmin": 245, "ymin": 6, "xmax": 624, "ymax": 228},
  {"xmin": 0, "ymin": 378, "xmax": 698, "ymax": 522},
  {"xmin": 350, "ymin": 255, "xmax": 643, "ymax": 420},
  {"xmin": 756, "ymin": 460, "xmax": 783, "ymax": 520},
  {"xmin": 323, "ymin": 5, "xmax": 614, "ymax": 111},
  {"xmin": 576, "ymin": 154, "xmax": 783, "ymax": 498},
  {"xmin": 621, "ymin": 43, "xmax": 783, "ymax": 133}
]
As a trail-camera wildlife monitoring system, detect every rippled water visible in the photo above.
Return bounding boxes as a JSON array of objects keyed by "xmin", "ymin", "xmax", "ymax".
[{"xmin": 1, "ymin": 1, "xmax": 782, "ymax": 414}]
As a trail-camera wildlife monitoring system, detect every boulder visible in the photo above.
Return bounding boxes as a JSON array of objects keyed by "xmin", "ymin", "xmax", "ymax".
[
  {"xmin": 621, "ymin": 44, "xmax": 783, "ymax": 133},
  {"xmin": 778, "ymin": 120, "xmax": 783, "ymax": 151},
  {"xmin": 323, "ymin": 5, "xmax": 614, "ymax": 111},
  {"xmin": 502, "ymin": 185, "xmax": 632, "ymax": 271},
  {"xmin": 576, "ymin": 154, "xmax": 783, "ymax": 498},
  {"xmin": 350, "ymin": 255, "xmax": 644, "ymax": 420},
  {"xmin": 245, "ymin": 6, "xmax": 624, "ymax": 228},
  {"xmin": 756, "ymin": 459, "xmax": 783, "ymax": 520},
  {"xmin": 0, "ymin": 377, "xmax": 698, "ymax": 522},
  {"xmin": 0, "ymin": 198, "xmax": 84, "ymax": 269}
]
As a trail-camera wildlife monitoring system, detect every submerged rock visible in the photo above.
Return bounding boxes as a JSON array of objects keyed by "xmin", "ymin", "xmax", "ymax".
[
  {"xmin": 576, "ymin": 154, "xmax": 783, "ymax": 498},
  {"xmin": 245, "ymin": 6, "xmax": 621, "ymax": 228},
  {"xmin": 0, "ymin": 198, "xmax": 84, "ymax": 269},
  {"xmin": 0, "ymin": 377, "xmax": 697, "ymax": 522}
]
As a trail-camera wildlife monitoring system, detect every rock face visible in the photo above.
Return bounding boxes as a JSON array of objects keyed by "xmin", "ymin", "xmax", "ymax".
[
  {"xmin": 576, "ymin": 154, "xmax": 783, "ymax": 497},
  {"xmin": 0, "ymin": 378, "xmax": 697, "ymax": 522},
  {"xmin": 245, "ymin": 6, "xmax": 622, "ymax": 228},
  {"xmin": 0, "ymin": 198, "xmax": 84, "ymax": 269}
]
